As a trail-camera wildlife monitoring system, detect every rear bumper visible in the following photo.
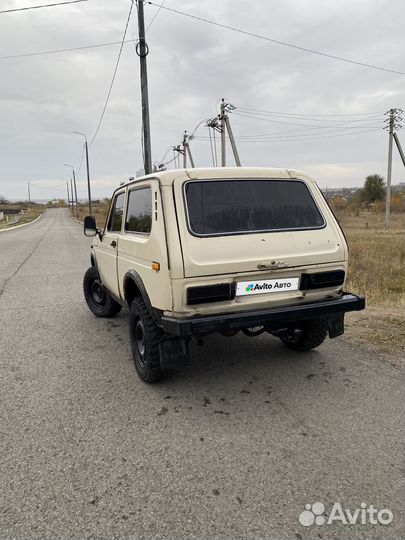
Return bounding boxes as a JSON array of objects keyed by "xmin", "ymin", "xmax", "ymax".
[{"xmin": 160, "ymin": 293, "xmax": 365, "ymax": 337}]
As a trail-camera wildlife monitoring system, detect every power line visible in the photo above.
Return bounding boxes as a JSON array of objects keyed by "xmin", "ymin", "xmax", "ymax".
[
  {"xmin": 238, "ymin": 124, "xmax": 383, "ymax": 140},
  {"xmin": 229, "ymin": 124, "xmax": 385, "ymax": 140},
  {"xmin": 195, "ymin": 121, "xmax": 384, "ymax": 140},
  {"xmin": 76, "ymin": 143, "xmax": 86, "ymax": 174},
  {"xmin": 88, "ymin": 0, "xmax": 135, "ymax": 146},
  {"xmin": 161, "ymin": 153, "xmax": 178, "ymax": 166},
  {"xmin": 232, "ymin": 111, "xmax": 383, "ymax": 128},
  {"xmin": 0, "ymin": 5, "xmax": 402, "ymax": 80},
  {"xmin": 147, "ymin": 2, "xmax": 405, "ymax": 76},
  {"xmin": 242, "ymin": 128, "xmax": 383, "ymax": 142},
  {"xmin": 236, "ymin": 106, "xmax": 386, "ymax": 117},
  {"xmin": 229, "ymin": 115, "xmax": 385, "ymax": 135},
  {"xmin": 230, "ymin": 110, "xmax": 380, "ymax": 129},
  {"xmin": 0, "ymin": 40, "xmax": 131, "ymax": 61},
  {"xmin": 190, "ymin": 119, "xmax": 209, "ymax": 137},
  {"xmin": 235, "ymin": 109, "xmax": 384, "ymax": 124},
  {"xmin": 0, "ymin": 0, "xmax": 87, "ymax": 14},
  {"xmin": 157, "ymin": 145, "xmax": 172, "ymax": 164},
  {"xmin": 146, "ymin": 0, "xmax": 166, "ymax": 32},
  {"xmin": 232, "ymin": 120, "xmax": 384, "ymax": 135},
  {"xmin": 195, "ymin": 127, "xmax": 382, "ymax": 143}
]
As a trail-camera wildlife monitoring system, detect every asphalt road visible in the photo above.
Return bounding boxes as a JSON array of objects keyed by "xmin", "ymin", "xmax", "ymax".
[{"xmin": 0, "ymin": 208, "xmax": 403, "ymax": 540}]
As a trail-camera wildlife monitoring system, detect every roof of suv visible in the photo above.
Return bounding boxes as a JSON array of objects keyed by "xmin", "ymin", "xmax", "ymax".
[{"xmin": 126, "ymin": 167, "xmax": 313, "ymax": 187}]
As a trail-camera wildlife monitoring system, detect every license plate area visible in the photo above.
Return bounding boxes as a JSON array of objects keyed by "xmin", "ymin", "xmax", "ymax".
[{"xmin": 236, "ymin": 277, "xmax": 300, "ymax": 296}]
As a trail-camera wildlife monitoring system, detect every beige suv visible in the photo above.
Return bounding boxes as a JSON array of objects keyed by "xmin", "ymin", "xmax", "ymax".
[{"xmin": 83, "ymin": 167, "xmax": 365, "ymax": 383}]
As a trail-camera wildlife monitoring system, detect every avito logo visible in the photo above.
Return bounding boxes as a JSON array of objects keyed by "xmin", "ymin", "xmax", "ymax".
[
  {"xmin": 298, "ymin": 502, "xmax": 393, "ymax": 527},
  {"xmin": 245, "ymin": 282, "xmax": 274, "ymax": 293},
  {"xmin": 245, "ymin": 281, "xmax": 293, "ymax": 293}
]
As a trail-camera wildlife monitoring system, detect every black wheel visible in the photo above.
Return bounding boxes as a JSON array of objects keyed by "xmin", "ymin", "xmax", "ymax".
[
  {"xmin": 83, "ymin": 266, "xmax": 122, "ymax": 318},
  {"xmin": 129, "ymin": 297, "xmax": 164, "ymax": 383},
  {"xmin": 280, "ymin": 318, "xmax": 328, "ymax": 352}
]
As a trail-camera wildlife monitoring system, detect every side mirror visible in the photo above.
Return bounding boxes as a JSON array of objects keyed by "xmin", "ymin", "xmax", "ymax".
[{"xmin": 84, "ymin": 215, "xmax": 97, "ymax": 237}]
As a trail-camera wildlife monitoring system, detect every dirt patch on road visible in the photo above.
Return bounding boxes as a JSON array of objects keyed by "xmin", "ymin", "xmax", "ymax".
[{"xmin": 344, "ymin": 306, "xmax": 404, "ymax": 368}]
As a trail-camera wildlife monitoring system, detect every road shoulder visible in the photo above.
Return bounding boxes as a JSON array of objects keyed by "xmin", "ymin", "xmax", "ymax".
[{"xmin": 344, "ymin": 305, "xmax": 404, "ymax": 368}]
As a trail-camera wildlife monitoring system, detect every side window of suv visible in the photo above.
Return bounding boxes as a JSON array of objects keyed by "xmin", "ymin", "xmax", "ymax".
[
  {"xmin": 107, "ymin": 192, "xmax": 125, "ymax": 232},
  {"xmin": 125, "ymin": 187, "xmax": 152, "ymax": 234}
]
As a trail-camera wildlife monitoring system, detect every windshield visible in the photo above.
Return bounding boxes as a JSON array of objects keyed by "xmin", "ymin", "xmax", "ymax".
[{"xmin": 184, "ymin": 179, "xmax": 325, "ymax": 236}]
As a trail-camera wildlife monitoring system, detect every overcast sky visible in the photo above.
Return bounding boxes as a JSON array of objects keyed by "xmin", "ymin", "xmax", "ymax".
[{"xmin": 0, "ymin": 0, "xmax": 404, "ymax": 201}]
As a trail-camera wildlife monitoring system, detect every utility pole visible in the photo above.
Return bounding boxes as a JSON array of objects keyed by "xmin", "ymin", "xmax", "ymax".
[
  {"xmin": 181, "ymin": 132, "xmax": 195, "ymax": 168},
  {"xmin": 136, "ymin": 0, "xmax": 152, "ymax": 175},
  {"xmin": 66, "ymin": 182, "xmax": 70, "ymax": 210},
  {"xmin": 186, "ymin": 142, "xmax": 195, "ymax": 168},
  {"xmin": 220, "ymin": 99, "xmax": 226, "ymax": 167},
  {"xmin": 173, "ymin": 144, "xmax": 182, "ymax": 168},
  {"xmin": 72, "ymin": 168, "xmax": 78, "ymax": 217},
  {"xmin": 384, "ymin": 108, "xmax": 403, "ymax": 228},
  {"xmin": 207, "ymin": 118, "xmax": 221, "ymax": 167},
  {"xmin": 182, "ymin": 132, "xmax": 187, "ymax": 168},
  {"xmin": 70, "ymin": 177, "xmax": 75, "ymax": 214},
  {"xmin": 74, "ymin": 132, "xmax": 92, "ymax": 215},
  {"xmin": 27, "ymin": 181, "xmax": 31, "ymax": 205},
  {"xmin": 64, "ymin": 164, "xmax": 78, "ymax": 218},
  {"xmin": 209, "ymin": 99, "xmax": 241, "ymax": 167},
  {"xmin": 224, "ymin": 114, "xmax": 241, "ymax": 167},
  {"xmin": 84, "ymin": 140, "xmax": 91, "ymax": 215}
]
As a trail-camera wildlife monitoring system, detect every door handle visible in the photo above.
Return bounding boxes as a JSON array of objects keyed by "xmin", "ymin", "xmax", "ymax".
[
  {"xmin": 257, "ymin": 261, "xmax": 288, "ymax": 270},
  {"xmin": 110, "ymin": 240, "xmax": 117, "ymax": 248}
]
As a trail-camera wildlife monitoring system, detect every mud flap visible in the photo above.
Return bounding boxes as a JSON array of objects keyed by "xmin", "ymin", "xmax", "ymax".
[
  {"xmin": 159, "ymin": 337, "xmax": 190, "ymax": 370},
  {"xmin": 328, "ymin": 313, "xmax": 345, "ymax": 338}
]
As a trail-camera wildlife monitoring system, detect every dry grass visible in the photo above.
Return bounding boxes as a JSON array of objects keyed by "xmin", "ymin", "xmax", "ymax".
[
  {"xmin": 344, "ymin": 307, "xmax": 404, "ymax": 367},
  {"xmin": 75, "ymin": 204, "xmax": 109, "ymax": 226},
  {"xmin": 337, "ymin": 212, "xmax": 404, "ymax": 306},
  {"xmin": 0, "ymin": 205, "xmax": 44, "ymax": 230}
]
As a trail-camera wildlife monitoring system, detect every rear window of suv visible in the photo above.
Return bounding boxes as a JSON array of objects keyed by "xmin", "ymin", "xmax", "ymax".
[{"xmin": 184, "ymin": 179, "xmax": 325, "ymax": 236}]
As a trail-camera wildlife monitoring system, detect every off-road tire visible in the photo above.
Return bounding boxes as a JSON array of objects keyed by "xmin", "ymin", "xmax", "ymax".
[
  {"xmin": 129, "ymin": 297, "xmax": 164, "ymax": 383},
  {"xmin": 83, "ymin": 266, "xmax": 122, "ymax": 318},
  {"xmin": 280, "ymin": 317, "xmax": 328, "ymax": 352}
]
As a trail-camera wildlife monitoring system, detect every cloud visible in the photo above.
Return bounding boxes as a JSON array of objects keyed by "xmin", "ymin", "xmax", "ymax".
[{"xmin": 0, "ymin": 0, "xmax": 404, "ymax": 200}]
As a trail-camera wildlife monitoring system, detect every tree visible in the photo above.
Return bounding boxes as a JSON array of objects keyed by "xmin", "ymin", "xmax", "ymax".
[
  {"xmin": 360, "ymin": 174, "xmax": 386, "ymax": 203},
  {"xmin": 0, "ymin": 195, "xmax": 8, "ymax": 204}
]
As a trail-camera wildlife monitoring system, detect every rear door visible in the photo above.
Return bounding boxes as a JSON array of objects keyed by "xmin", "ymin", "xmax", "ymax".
[
  {"xmin": 174, "ymin": 176, "xmax": 345, "ymax": 278},
  {"xmin": 96, "ymin": 190, "xmax": 125, "ymax": 297}
]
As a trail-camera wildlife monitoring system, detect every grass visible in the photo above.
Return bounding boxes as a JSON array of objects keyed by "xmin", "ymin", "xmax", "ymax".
[
  {"xmin": 338, "ymin": 212, "xmax": 404, "ymax": 306},
  {"xmin": 0, "ymin": 206, "xmax": 44, "ymax": 230},
  {"xmin": 75, "ymin": 204, "xmax": 109, "ymax": 226}
]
